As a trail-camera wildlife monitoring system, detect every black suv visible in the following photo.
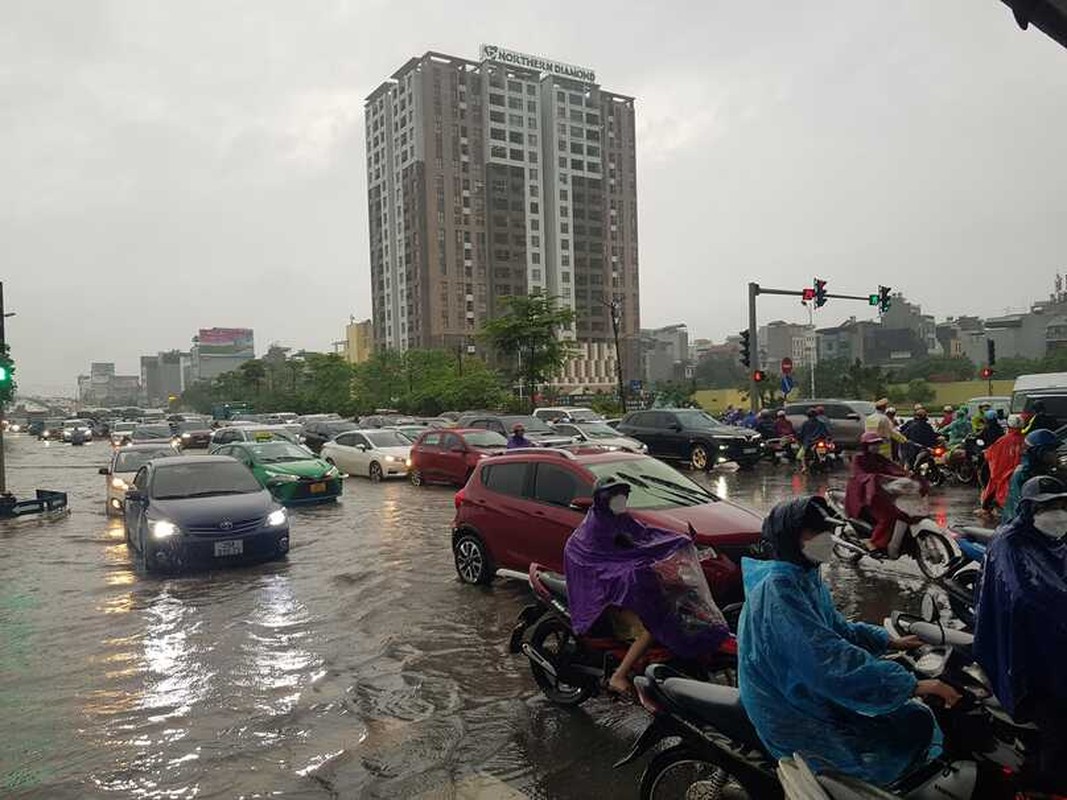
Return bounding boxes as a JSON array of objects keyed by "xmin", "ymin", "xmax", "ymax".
[
  {"xmin": 616, "ymin": 408, "xmax": 763, "ymax": 470},
  {"xmin": 301, "ymin": 419, "xmax": 358, "ymax": 454},
  {"xmin": 455, "ymin": 414, "xmax": 576, "ymax": 448}
]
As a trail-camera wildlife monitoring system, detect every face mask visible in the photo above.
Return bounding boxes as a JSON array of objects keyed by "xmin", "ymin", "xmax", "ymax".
[
  {"xmin": 1032, "ymin": 509, "xmax": 1067, "ymax": 539},
  {"xmin": 608, "ymin": 494, "xmax": 628, "ymax": 515},
  {"xmin": 801, "ymin": 531, "xmax": 835, "ymax": 564}
]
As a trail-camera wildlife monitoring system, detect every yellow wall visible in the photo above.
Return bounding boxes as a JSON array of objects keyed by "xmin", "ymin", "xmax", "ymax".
[
  {"xmin": 694, "ymin": 389, "xmax": 747, "ymax": 413},
  {"xmin": 344, "ymin": 320, "xmax": 373, "ymax": 365}
]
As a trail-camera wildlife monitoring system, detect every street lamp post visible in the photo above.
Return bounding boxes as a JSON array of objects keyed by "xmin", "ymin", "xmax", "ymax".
[{"xmin": 608, "ymin": 297, "xmax": 626, "ymax": 413}]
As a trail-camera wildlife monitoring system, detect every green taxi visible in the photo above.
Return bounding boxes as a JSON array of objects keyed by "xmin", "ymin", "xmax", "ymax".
[{"xmin": 212, "ymin": 440, "xmax": 343, "ymax": 505}]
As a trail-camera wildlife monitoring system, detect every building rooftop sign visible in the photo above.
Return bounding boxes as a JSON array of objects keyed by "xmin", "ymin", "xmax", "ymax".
[{"xmin": 479, "ymin": 44, "xmax": 595, "ymax": 83}]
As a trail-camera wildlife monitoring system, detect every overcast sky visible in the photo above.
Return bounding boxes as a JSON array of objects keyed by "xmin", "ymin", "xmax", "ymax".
[{"xmin": 3, "ymin": 1, "xmax": 1065, "ymax": 394}]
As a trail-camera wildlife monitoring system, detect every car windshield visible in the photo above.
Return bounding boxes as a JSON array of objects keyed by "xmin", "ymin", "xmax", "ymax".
[
  {"xmin": 152, "ymin": 461, "xmax": 262, "ymax": 499},
  {"xmin": 176, "ymin": 421, "xmax": 208, "ymax": 432},
  {"xmin": 463, "ymin": 430, "xmax": 507, "ymax": 448},
  {"xmin": 247, "ymin": 428, "xmax": 296, "ymax": 444},
  {"xmin": 849, "ymin": 401, "xmax": 876, "ymax": 416},
  {"xmin": 501, "ymin": 415, "xmax": 553, "ymax": 434},
  {"xmin": 577, "ymin": 423, "xmax": 621, "ymax": 438},
  {"xmin": 132, "ymin": 425, "xmax": 173, "ymax": 439},
  {"xmin": 568, "ymin": 409, "xmax": 602, "ymax": 422},
  {"xmin": 672, "ymin": 410, "xmax": 727, "ymax": 430},
  {"xmin": 587, "ymin": 458, "xmax": 714, "ymax": 510},
  {"xmin": 247, "ymin": 442, "xmax": 314, "ymax": 463},
  {"xmin": 114, "ymin": 448, "xmax": 176, "ymax": 472},
  {"xmin": 365, "ymin": 431, "xmax": 410, "ymax": 448},
  {"xmin": 64, "ymin": 419, "xmax": 88, "ymax": 427},
  {"xmin": 113, "ymin": 422, "xmax": 137, "ymax": 432}
]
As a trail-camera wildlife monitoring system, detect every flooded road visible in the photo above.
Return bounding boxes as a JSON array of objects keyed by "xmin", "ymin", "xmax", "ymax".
[{"xmin": 0, "ymin": 436, "xmax": 989, "ymax": 799}]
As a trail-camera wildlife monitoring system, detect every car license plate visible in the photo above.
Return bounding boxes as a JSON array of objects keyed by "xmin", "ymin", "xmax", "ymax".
[
  {"xmin": 214, "ymin": 539, "xmax": 243, "ymax": 557},
  {"xmin": 743, "ymin": 448, "xmax": 757, "ymax": 454},
  {"xmin": 310, "ymin": 482, "xmax": 326, "ymax": 494}
]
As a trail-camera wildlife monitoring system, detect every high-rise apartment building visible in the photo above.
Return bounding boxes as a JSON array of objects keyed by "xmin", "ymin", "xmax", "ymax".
[{"xmin": 364, "ymin": 46, "xmax": 639, "ymax": 391}]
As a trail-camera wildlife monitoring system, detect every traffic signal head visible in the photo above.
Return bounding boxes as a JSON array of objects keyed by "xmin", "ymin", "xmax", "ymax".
[
  {"xmin": 868, "ymin": 294, "xmax": 880, "ymax": 306},
  {"xmin": 739, "ymin": 330, "xmax": 751, "ymax": 368},
  {"xmin": 0, "ymin": 365, "xmax": 7, "ymax": 383},
  {"xmin": 814, "ymin": 278, "xmax": 828, "ymax": 308},
  {"xmin": 802, "ymin": 287, "xmax": 815, "ymax": 303},
  {"xmin": 878, "ymin": 285, "xmax": 892, "ymax": 314},
  {"xmin": 753, "ymin": 370, "xmax": 767, "ymax": 383},
  {"xmin": 980, "ymin": 367, "xmax": 994, "ymax": 380}
]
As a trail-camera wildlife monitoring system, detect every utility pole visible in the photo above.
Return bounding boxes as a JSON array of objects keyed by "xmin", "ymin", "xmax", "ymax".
[
  {"xmin": 609, "ymin": 297, "xmax": 626, "ymax": 413},
  {"xmin": 0, "ymin": 282, "xmax": 7, "ymax": 494},
  {"xmin": 747, "ymin": 283, "xmax": 760, "ymax": 412}
]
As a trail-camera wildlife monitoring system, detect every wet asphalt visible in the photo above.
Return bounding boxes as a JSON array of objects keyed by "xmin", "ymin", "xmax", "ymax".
[{"xmin": 0, "ymin": 435, "xmax": 990, "ymax": 799}]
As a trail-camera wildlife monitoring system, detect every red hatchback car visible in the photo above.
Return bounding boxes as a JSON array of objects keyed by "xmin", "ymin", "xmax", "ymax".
[
  {"xmin": 451, "ymin": 448, "xmax": 764, "ymax": 604},
  {"xmin": 409, "ymin": 428, "xmax": 508, "ymax": 487}
]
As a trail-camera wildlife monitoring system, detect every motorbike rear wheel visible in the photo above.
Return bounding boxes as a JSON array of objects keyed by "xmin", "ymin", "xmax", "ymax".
[
  {"xmin": 914, "ymin": 530, "xmax": 954, "ymax": 580},
  {"xmin": 640, "ymin": 743, "xmax": 775, "ymax": 800},
  {"xmin": 525, "ymin": 614, "xmax": 596, "ymax": 706},
  {"xmin": 952, "ymin": 462, "xmax": 976, "ymax": 485}
]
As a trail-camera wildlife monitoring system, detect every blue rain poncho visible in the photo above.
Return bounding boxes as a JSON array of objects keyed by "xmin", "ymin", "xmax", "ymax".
[
  {"xmin": 738, "ymin": 498, "xmax": 940, "ymax": 787},
  {"xmin": 973, "ymin": 500, "xmax": 1067, "ymax": 720}
]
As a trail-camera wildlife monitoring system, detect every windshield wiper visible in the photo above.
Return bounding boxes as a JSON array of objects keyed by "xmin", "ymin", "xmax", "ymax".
[
  {"xmin": 615, "ymin": 470, "xmax": 700, "ymax": 507},
  {"xmin": 639, "ymin": 473, "xmax": 716, "ymax": 502},
  {"xmin": 173, "ymin": 490, "xmax": 252, "ymax": 498}
]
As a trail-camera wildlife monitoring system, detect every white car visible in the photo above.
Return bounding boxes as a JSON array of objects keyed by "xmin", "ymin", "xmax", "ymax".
[
  {"xmin": 320, "ymin": 429, "xmax": 411, "ymax": 482},
  {"xmin": 549, "ymin": 421, "xmax": 648, "ymax": 453},
  {"xmin": 533, "ymin": 406, "xmax": 604, "ymax": 424},
  {"xmin": 110, "ymin": 421, "xmax": 138, "ymax": 446},
  {"xmin": 62, "ymin": 418, "xmax": 93, "ymax": 443},
  {"xmin": 99, "ymin": 443, "xmax": 180, "ymax": 516}
]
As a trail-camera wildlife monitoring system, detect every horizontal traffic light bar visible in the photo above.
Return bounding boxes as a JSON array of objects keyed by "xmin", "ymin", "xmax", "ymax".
[{"xmin": 754, "ymin": 285, "xmax": 875, "ymax": 302}]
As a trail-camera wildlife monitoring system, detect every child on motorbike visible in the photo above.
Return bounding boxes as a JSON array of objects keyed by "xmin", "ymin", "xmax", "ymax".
[
  {"xmin": 737, "ymin": 495, "xmax": 959, "ymax": 787},
  {"xmin": 563, "ymin": 476, "xmax": 729, "ymax": 697},
  {"xmin": 975, "ymin": 475, "xmax": 1067, "ymax": 793}
]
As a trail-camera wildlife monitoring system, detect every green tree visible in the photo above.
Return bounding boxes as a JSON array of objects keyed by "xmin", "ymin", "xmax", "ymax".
[
  {"xmin": 238, "ymin": 359, "xmax": 267, "ymax": 393},
  {"xmin": 480, "ymin": 294, "xmax": 576, "ymax": 407},
  {"xmin": 693, "ymin": 354, "xmax": 747, "ymax": 390},
  {"xmin": 889, "ymin": 379, "xmax": 936, "ymax": 405},
  {"xmin": 894, "ymin": 356, "xmax": 975, "ymax": 383}
]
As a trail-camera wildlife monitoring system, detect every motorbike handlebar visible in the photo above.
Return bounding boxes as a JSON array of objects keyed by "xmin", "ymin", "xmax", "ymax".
[{"xmin": 909, "ymin": 620, "xmax": 974, "ymax": 649}]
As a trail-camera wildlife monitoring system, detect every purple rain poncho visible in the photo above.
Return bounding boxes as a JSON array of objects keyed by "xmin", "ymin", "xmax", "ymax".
[{"xmin": 562, "ymin": 488, "xmax": 728, "ymax": 659}]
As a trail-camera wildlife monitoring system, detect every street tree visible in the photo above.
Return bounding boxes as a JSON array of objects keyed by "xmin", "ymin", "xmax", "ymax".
[{"xmin": 480, "ymin": 294, "xmax": 576, "ymax": 407}]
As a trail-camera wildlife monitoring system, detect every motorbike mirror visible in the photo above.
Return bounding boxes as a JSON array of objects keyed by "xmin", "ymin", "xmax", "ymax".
[
  {"xmin": 569, "ymin": 496, "xmax": 593, "ymax": 512},
  {"xmin": 920, "ymin": 591, "xmax": 938, "ymax": 623},
  {"xmin": 98, "ymin": 466, "xmax": 109, "ymax": 475}
]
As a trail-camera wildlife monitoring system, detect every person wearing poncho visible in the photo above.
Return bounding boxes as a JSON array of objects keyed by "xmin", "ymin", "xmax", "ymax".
[{"xmin": 563, "ymin": 476, "xmax": 728, "ymax": 696}]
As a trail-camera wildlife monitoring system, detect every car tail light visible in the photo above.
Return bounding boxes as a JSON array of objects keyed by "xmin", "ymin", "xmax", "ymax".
[
  {"xmin": 454, "ymin": 488, "xmax": 466, "ymax": 510},
  {"xmin": 933, "ymin": 447, "xmax": 946, "ymax": 458},
  {"xmin": 815, "ymin": 442, "xmax": 827, "ymax": 453}
]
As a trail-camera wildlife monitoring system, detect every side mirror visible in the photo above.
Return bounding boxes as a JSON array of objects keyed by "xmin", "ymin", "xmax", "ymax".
[
  {"xmin": 98, "ymin": 466, "xmax": 109, "ymax": 475},
  {"xmin": 125, "ymin": 489, "xmax": 144, "ymax": 502},
  {"xmin": 920, "ymin": 591, "xmax": 938, "ymax": 623},
  {"xmin": 569, "ymin": 496, "xmax": 593, "ymax": 512},
  {"xmin": 670, "ymin": 423, "xmax": 683, "ymax": 432},
  {"xmin": 450, "ymin": 445, "xmax": 465, "ymax": 453},
  {"xmin": 846, "ymin": 413, "xmax": 861, "ymax": 421},
  {"xmin": 355, "ymin": 444, "xmax": 367, "ymax": 452}
]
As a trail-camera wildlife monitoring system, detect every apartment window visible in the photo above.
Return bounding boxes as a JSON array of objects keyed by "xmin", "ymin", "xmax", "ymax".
[
  {"xmin": 508, "ymin": 96, "xmax": 522, "ymax": 110},
  {"xmin": 509, "ymin": 113, "xmax": 523, "ymax": 126},
  {"xmin": 530, "ymin": 184, "xmax": 539, "ymax": 197},
  {"xmin": 532, "ymin": 253, "xmax": 541, "ymax": 265},
  {"xmin": 569, "ymin": 93, "xmax": 582, "ymax": 104},
  {"xmin": 562, "ymin": 267, "xmax": 571, "ymax": 279},
  {"xmin": 532, "ymin": 268, "xmax": 542, "ymax": 280},
  {"xmin": 570, "ymin": 109, "xmax": 583, "ymax": 122},
  {"xmin": 561, "ymin": 238, "xmax": 570, "ymax": 250},
  {"xmin": 558, "ymin": 138, "xmax": 567, "ymax": 152},
  {"xmin": 489, "ymin": 92, "xmax": 505, "ymax": 106},
  {"xmin": 528, "ymin": 150, "xmax": 537, "ymax": 163},
  {"xmin": 559, "ymin": 156, "xmax": 567, "ymax": 168},
  {"xmin": 489, "ymin": 110, "xmax": 505, "ymax": 123},
  {"xmin": 508, "ymin": 80, "xmax": 522, "ymax": 93},
  {"xmin": 528, "ymin": 133, "xmax": 538, "ymax": 147},
  {"xmin": 556, "ymin": 90, "xmax": 565, "ymax": 102},
  {"xmin": 571, "ymin": 159, "xmax": 583, "ymax": 170},
  {"xmin": 508, "ymin": 130, "xmax": 524, "ymax": 144},
  {"xmin": 570, "ymin": 142, "xmax": 584, "ymax": 155},
  {"xmin": 570, "ymin": 125, "xmax": 583, "ymax": 137},
  {"xmin": 530, "ymin": 235, "xmax": 540, "ymax": 247},
  {"xmin": 527, "ymin": 101, "xmax": 537, "ymax": 113},
  {"xmin": 490, "ymin": 127, "xmax": 506, "ymax": 141},
  {"xmin": 587, "ymin": 146, "xmax": 600, "ymax": 158},
  {"xmin": 527, "ymin": 84, "xmax": 537, "ymax": 96},
  {"xmin": 528, "ymin": 116, "xmax": 537, "ymax": 127},
  {"xmin": 560, "ymin": 222, "xmax": 569, "ymax": 234},
  {"xmin": 559, "ymin": 189, "xmax": 569, "ymax": 201},
  {"xmin": 490, "ymin": 145, "xmax": 507, "ymax": 158},
  {"xmin": 530, "ymin": 202, "xmax": 539, "ymax": 214},
  {"xmin": 529, "ymin": 168, "xmax": 539, "ymax": 181},
  {"xmin": 509, "ymin": 148, "xmax": 523, "ymax": 161}
]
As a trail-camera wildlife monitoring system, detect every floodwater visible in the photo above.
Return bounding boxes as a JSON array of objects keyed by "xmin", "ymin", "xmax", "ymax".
[{"xmin": 0, "ymin": 435, "xmax": 989, "ymax": 799}]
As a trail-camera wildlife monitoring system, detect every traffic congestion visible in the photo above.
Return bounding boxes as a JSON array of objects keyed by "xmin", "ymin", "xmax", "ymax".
[{"xmin": 2, "ymin": 369, "xmax": 1065, "ymax": 799}]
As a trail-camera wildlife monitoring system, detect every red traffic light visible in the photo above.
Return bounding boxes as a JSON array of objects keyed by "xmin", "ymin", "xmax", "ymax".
[
  {"xmin": 980, "ymin": 367, "xmax": 994, "ymax": 379},
  {"xmin": 753, "ymin": 370, "xmax": 767, "ymax": 383},
  {"xmin": 801, "ymin": 288, "xmax": 815, "ymax": 302}
]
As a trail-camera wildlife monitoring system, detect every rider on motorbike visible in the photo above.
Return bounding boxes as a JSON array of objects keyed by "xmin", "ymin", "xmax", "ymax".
[
  {"xmin": 944, "ymin": 405, "xmax": 972, "ymax": 446},
  {"xmin": 797, "ymin": 408, "xmax": 831, "ymax": 468},
  {"xmin": 865, "ymin": 399, "xmax": 906, "ymax": 460},
  {"xmin": 775, "ymin": 409, "xmax": 796, "ymax": 438},
  {"xmin": 974, "ymin": 475, "xmax": 1067, "ymax": 792},
  {"xmin": 738, "ymin": 496, "xmax": 959, "ymax": 787},
  {"xmin": 755, "ymin": 409, "xmax": 778, "ymax": 440},
  {"xmin": 562, "ymin": 476, "xmax": 728, "ymax": 697},
  {"xmin": 899, "ymin": 406, "xmax": 940, "ymax": 469},
  {"xmin": 978, "ymin": 414, "xmax": 1025, "ymax": 516},
  {"xmin": 846, "ymin": 432, "xmax": 928, "ymax": 555},
  {"xmin": 978, "ymin": 409, "xmax": 1004, "ymax": 449},
  {"xmin": 1002, "ymin": 429, "xmax": 1060, "ymax": 521}
]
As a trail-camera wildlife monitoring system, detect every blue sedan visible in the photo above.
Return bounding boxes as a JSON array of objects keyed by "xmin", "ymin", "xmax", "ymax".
[{"xmin": 123, "ymin": 455, "xmax": 290, "ymax": 573}]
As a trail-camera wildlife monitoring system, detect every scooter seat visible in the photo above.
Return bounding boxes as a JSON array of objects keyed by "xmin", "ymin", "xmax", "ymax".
[
  {"xmin": 538, "ymin": 571, "xmax": 569, "ymax": 602},
  {"xmin": 955, "ymin": 525, "xmax": 995, "ymax": 545},
  {"xmin": 659, "ymin": 678, "xmax": 765, "ymax": 751},
  {"xmin": 849, "ymin": 518, "xmax": 874, "ymax": 538}
]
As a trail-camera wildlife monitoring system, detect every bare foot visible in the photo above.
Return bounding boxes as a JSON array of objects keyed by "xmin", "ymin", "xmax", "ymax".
[{"xmin": 607, "ymin": 673, "xmax": 633, "ymax": 697}]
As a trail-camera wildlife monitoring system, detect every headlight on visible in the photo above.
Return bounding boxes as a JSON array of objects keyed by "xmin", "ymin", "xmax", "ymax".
[
  {"xmin": 111, "ymin": 477, "xmax": 128, "ymax": 490},
  {"xmin": 151, "ymin": 520, "xmax": 178, "ymax": 539},
  {"xmin": 266, "ymin": 509, "xmax": 287, "ymax": 527},
  {"xmin": 324, "ymin": 465, "xmax": 339, "ymax": 478},
  {"xmin": 266, "ymin": 471, "xmax": 299, "ymax": 483},
  {"xmin": 181, "ymin": 433, "xmax": 191, "ymax": 439}
]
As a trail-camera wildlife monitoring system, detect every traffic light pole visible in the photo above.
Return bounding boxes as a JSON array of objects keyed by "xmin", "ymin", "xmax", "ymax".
[{"xmin": 746, "ymin": 282, "xmax": 890, "ymax": 411}]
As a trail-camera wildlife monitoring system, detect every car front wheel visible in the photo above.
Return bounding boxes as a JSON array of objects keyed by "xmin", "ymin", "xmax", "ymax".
[
  {"xmin": 369, "ymin": 462, "xmax": 383, "ymax": 482},
  {"xmin": 409, "ymin": 469, "xmax": 424, "ymax": 487},
  {"xmin": 453, "ymin": 531, "xmax": 493, "ymax": 585},
  {"xmin": 689, "ymin": 443, "xmax": 710, "ymax": 471}
]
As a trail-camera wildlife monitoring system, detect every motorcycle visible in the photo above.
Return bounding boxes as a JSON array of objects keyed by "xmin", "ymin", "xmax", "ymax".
[
  {"xmin": 762, "ymin": 435, "xmax": 799, "ymax": 465},
  {"xmin": 908, "ymin": 441, "xmax": 947, "ymax": 488},
  {"xmin": 617, "ymin": 604, "xmax": 1046, "ymax": 800},
  {"xmin": 938, "ymin": 526, "xmax": 994, "ymax": 629},
  {"xmin": 825, "ymin": 487, "xmax": 959, "ymax": 580},
  {"xmin": 508, "ymin": 563, "xmax": 739, "ymax": 707},
  {"xmin": 803, "ymin": 437, "xmax": 839, "ymax": 473},
  {"xmin": 944, "ymin": 435, "xmax": 985, "ymax": 486}
]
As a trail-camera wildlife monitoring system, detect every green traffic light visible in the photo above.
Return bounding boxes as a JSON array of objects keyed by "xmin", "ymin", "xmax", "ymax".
[
  {"xmin": 0, "ymin": 366, "xmax": 7, "ymax": 382},
  {"xmin": 869, "ymin": 294, "xmax": 879, "ymax": 306}
]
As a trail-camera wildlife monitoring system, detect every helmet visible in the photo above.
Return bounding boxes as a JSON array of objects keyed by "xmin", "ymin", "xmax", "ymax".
[
  {"xmin": 916, "ymin": 407, "xmax": 928, "ymax": 418},
  {"xmin": 593, "ymin": 475, "xmax": 631, "ymax": 497},
  {"xmin": 985, "ymin": 410, "xmax": 999, "ymax": 421},
  {"xmin": 1007, "ymin": 414, "xmax": 1024, "ymax": 429},
  {"xmin": 913, "ymin": 403, "xmax": 925, "ymax": 412},
  {"xmin": 875, "ymin": 398, "xmax": 889, "ymax": 410},
  {"xmin": 1020, "ymin": 475, "xmax": 1067, "ymax": 505},
  {"xmin": 887, "ymin": 406, "xmax": 897, "ymax": 415},
  {"xmin": 814, "ymin": 405, "xmax": 825, "ymax": 415},
  {"xmin": 1024, "ymin": 428, "xmax": 1058, "ymax": 451},
  {"xmin": 776, "ymin": 409, "xmax": 786, "ymax": 417},
  {"xmin": 860, "ymin": 431, "xmax": 884, "ymax": 447},
  {"xmin": 759, "ymin": 409, "xmax": 772, "ymax": 418},
  {"xmin": 807, "ymin": 408, "xmax": 818, "ymax": 418},
  {"xmin": 943, "ymin": 405, "xmax": 953, "ymax": 413}
]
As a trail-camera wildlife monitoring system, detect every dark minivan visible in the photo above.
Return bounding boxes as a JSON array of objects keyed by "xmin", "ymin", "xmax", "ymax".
[{"xmin": 616, "ymin": 408, "xmax": 762, "ymax": 470}]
